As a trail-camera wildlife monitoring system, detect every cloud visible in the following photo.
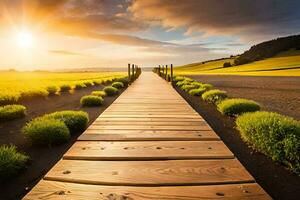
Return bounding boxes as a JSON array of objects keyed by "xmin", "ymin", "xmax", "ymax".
[
  {"xmin": 48, "ymin": 50, "xmax": 83, "ymax": 56},
  {"xmin": 129, "ymin": 0, "xmax": 300, "ymax": 41}
]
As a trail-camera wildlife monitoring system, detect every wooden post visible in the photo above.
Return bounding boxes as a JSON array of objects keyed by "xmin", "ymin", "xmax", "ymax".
[
  {"xmin": 128, "ymin": 63, "xmax": 131, "ymax": 80},
  {"xmin": 132, "ymin": 64, "xmax": 135, "ymax": 78},
  {"xmin": 165, "ymin": 65, "xmax": 168, "ymax": 80},
  {"xmin": 158, "ymin": 65, "xmax": 161, "ymax": 76},
  {"xmin": 171, "ymin": 64, "xmax": 173, "ymax": 83}
]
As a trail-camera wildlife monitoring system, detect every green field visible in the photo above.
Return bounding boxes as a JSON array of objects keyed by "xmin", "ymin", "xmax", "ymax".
[
  {"xmin": 175, "ymin": 50, "xmax": 300, "ymax": 76},
  {"xmin": 0, "ymin": 71, "xmax": 125, "ymax": 105}
]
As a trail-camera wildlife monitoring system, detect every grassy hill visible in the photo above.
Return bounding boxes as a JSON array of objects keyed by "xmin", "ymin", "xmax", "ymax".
[{"xmin": 174, "ymin": 49, "xmax": 300, "ymax": 76}]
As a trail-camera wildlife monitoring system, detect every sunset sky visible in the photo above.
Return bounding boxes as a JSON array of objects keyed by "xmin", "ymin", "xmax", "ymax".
[{"xmin": 0, "ymin": 0, "xmax": 300, "ymax": 70}]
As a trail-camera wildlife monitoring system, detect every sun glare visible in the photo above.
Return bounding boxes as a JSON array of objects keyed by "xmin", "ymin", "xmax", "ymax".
[{"xmin": 16, "ymin": 31, "xmax": 33, "ymax": 48}]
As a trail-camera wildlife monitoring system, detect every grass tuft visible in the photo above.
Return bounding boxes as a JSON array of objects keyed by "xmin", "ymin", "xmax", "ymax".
[
  {"xmin": 236, "ymin": 111, "xmax": 300, "ymax": 174},
  {"xmin": 46, "ymin": 86, "xmax": 58, "ymax": 95},
  {"xmin": 218, "ymin": 98, "xmax": 261, "ymax": 116},
  {"xmin": 104, "ymin": 86, "xmax": 118, "ymax": 96},
  {"xmin": 44, "ymin": 110, "xmax": 89, "ymax": 133},
  {"xmin": 0, "ymin": 105, "xmax": 26, "ymax": 122},
  {"xmin": 74, "ymin": 83, "xmax": 87, "ymax": 90},
  {"xmin": 80, "ymin": 95, "xmax": 104, "ymax": 107},
  {"xmin": 188, "ymin": 88, "xmax": 207, "ymax": 96},
  {"xmin": 112, "ymin": 81, "xmax": 124, "ymax": 89},
  {"xmin": 91, "ymin": 90, "xmax": 106, "ymax": 97},
  {"xmin": 22, "ymin": 118, "xmax": 70, "ymax": 146},
  {"xmin": 20, "ymin": 89, "xmax": 49, "ymax": 100},
  {"xmin": 0, "ymin": 145, "xmax": 29, "ymax": 182},
  {"xmin": 60, "ymin": 84, "xmax": 72, "ymax": 92},
  {"xmin": 202, "ymin": 89, "xmax": 227, "ymax": 104}
]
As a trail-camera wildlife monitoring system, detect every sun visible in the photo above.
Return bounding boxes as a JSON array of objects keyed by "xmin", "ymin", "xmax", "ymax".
[{"xmin": 16, "ymin": 31, "xmax": 33, "ymax": 48}]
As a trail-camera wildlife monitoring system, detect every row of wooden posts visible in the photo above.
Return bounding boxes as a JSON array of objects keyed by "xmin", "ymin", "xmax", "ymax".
[
  {"xmin": 153, "ymin": 64, "xmax": 174, "ymax": 82},
  {"xmin": 128, "ymin": 63, "xmax": 141, "ymax": 82}
]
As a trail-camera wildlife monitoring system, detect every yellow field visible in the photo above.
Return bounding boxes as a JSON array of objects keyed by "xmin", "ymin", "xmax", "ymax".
[
  {"xmin": 0, "ymin": 71, "xmax": 126, "ymax": 104},
  {"xmin": 174, "ymin": 51, "xmax": 300, "ymax": 76}
]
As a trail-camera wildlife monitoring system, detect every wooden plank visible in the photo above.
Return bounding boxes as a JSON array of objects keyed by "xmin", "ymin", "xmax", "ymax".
[
  {"xmin": 23, "ymin": 180, "xmax": 271, "ymax": 200},
  {"xmin": 87, "ymin": 125, "xmax": 212, "ymax": 131},
  {"xmin": 78, "ymin": 130, "xmax": 220, "ymax": 141},
  {"xmin": 100, "ymin": 114, "xmax": 201, "ymax": 118},
  {"xmin": 96, "ymin": 117, "xmax": 205, "ymax": 122},
  {"xmin": 63, "ymin": 141, "xmax": 234, "ymax": 160},
  {"xmin": 93, "ymin": 121, "xmax": 208, "ymax": 126},
  {"xmin": 44, "ymin": 159, "xmax": 254, "ymax": 186}
]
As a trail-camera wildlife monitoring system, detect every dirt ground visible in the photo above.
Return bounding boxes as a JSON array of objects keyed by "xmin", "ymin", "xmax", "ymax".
[
  {"xmin": 187, "ymin": 75, "xmax": 300, "ymax": 120},
  {"xmin": 0, "ymin": 84, "xmax": 125, "ymax": 200},
  {"xmin": 174, "ymin": 84, "xmax": 300, "ymax": 200}
]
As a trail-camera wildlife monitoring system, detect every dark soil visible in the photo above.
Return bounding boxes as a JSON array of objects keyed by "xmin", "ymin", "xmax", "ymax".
[
  {"xmin": 174, "ymin": 84, "xmax": 300, "ymax": 200},
  {"xmin": 188, "ymin": 75, "xmax": 300, "ymax": 120},
  {"xmin": 0, "ymin": 84, "xmax": 125, "ymax": 200}
]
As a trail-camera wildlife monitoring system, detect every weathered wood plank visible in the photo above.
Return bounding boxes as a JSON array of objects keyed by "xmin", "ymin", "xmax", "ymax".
[
  {"xmin": 93, "ymin": 121, "xmax": 208, "ymax": 126},
  {"xmin": 23, "ymin": 181, "xmax": 271, "ymax": 200},
  {"xmin": 100, "ymin": 114, "xmax": 201, "ymax": 118},
  {"xmin": 87, "ymin": 125, "xmax": 212, "ymax": 131},
  {"xmin": 95, "ymin": 117, "xmax": 205, "ymax": 122},
  {"xmin": 44, "ymin": 159, "xmax": 254, "ymax": 186},
  {"xmin": 78, "ymin": 130, "xmax": 220, "ymax": 141},
  {"xmin": 63, "ymin": 141, "xmax": 234, "ymax": 160}
]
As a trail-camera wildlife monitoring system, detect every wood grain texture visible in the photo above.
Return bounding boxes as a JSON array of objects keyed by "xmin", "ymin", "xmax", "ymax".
[
  {"xmin": 24, "ymin": 181, "xmax": 271, "ymax": 200},
  {"xmin": 64, "ymin": 141, "xmax": 234, "ymax": 160},
  {"xmin": 87, "ymin": 125, "xmax": 212, "ymax": 131},
  {"xmin": 44, "ymin": 159, "xmax": 254, "ymax": 186}
]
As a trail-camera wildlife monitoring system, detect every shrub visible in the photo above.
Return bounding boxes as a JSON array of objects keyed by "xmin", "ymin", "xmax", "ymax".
[
  {"xmin": 44, "ymin": 110, "xmax": 89, "ymax": 133},
  {"xmin": 190, "ymin": 82, "xmax": 203, "ymax": 87},
  {"xmin": 20, "ymin": 89, "xmax": 49, "ymax": 100},
  {"xmin": 115, "ymin": 77, "xmax": 129, "ymax": 87},
  {"xmin": 74, "ymin": 83, "xmax": 86, "ymax": 90},
  {"xmin": 60, "ymin": 84, "xmax": 71, "ymax": 92},
  {"xmin": 188, "ymin": 88, "xmax": 207, "ymax": 96},
  {"xmin": 180, "ymin": 84, "xmax": 198, "ymax": 92},
  {"xmin": 0, "ymin": 145, "xmax": 29, "ymax": 182},
  {"xmin": 202, "ymin": 89, "xmax": 227, "ymax": 104},
  {"xmin": 46, "ymin": 86, "xmax": 58, "ymax": 95},
  {"xmin": 80, "ymin": 95, "xmax": 104, "ymax": 107},
  {"xmin": 223, "ymin": 62, "xmax": 232, "ymax": 68},
  {"xmin": 173, "ymin": 76, "xmax": 185, "ymax": 83},
  {"xmin": 200, "ymin": 83, "xmax": 213, "ymax": 90},
  {"xmin": 112, "ymin": 81, "xmax": 124, "ymax": 89},
  {"xmin": 104, "ymin": 86, "xmax": 118, "ymax": 96},
  {"xmin": 91, "ymin": 90, "xmax": 106, "ymax": 97},
  {"xmin": 218, "ymin": 98, "xmax": 261, "ymax": 116},
  {"xmin": 0, "ymin": 105, "xmax": 26, "ymax": 122},
  {"xmin": 236, "ymin": 111, "xmax": 300, "ymax": 174},
  {"xmin": 22, "ymin": 118, "xmax": 70, "ymax": 146},
  {"xmin": 176, "ymin": 79, "xmax": 194, "ymax": 87},
  {"xmin": 0, "ymin": 93, "xmax": 19, "ymax": 106}
]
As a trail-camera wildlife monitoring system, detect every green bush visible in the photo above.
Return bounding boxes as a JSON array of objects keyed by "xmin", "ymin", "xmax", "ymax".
[
  {"xmin": 218, "ymin": 98, "xmax": 261, "ymax": 116},
  {"xmin": 44, "ymin": 110, "xmax": 89, "ymax": 133},
  {"xmin": 22, "ymin": 118, "xmax": 70, "ymax": 146},
  {"xmin": 173, "ymin": 76, "xmax": 185, "ymax": 83},
  {"xmin": 115, "ymin": 77, "xmax": 129, "ymax": 87},
  {"xmin": 180, "ymin": 84, "xmax": 198, "ymax": 92},
  {"xmin": 104, "ymin": 86, "xmax": 118, "ymax": 96},
  {"xmin": 0, "ymin": 145, "xmax": 29, "ymax": 182},
  {"xmin": 91, "ymin": 90, "xmax": 106, "ymax": 97},
  {"xmin": 188, "ymin": 88, "xmax": 207, "ymax": 96},
  {"xmin": 200, "ymin": 83, "xmax": 213, "ymax": 90},
  {"xmin": 0, "ymin": 93, "xmax": 20, "ymax": 106},
  {"xmin": 74, "ymin": 83, "xmax": 86, "ymax": 90},
  {"xmin": 202, "ymin": 89, "xmax": 227, "ymax": 104},
  {"xmin": 20, "ymin": 89, "xmax": 49, "ymax": 100},
  {"xmin": 60, "ymin": 84, "xmax": 71, "ymax": 92},
  {"xmin": 0, "ymin": 105, "xmax": 26, "ymax": 122},
  {"xmin": 80, "ymin": 95, "xmax": 104, "ymax": 107},
  {"xmin": 46, "ymin": 86, "xmax": 58, "ymax": 95},
  {"xmin": 112, "ymin": 82, "xmax": 124, "ymax": 89},
  {"xmin": 236, "ymin": 111, "xmax": 300, "ymax": 174}
]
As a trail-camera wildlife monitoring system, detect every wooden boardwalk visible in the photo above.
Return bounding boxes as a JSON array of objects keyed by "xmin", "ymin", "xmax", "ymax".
[{"xmin": 23, "ymin": 72, "xmax": 271, "ymax": 199}]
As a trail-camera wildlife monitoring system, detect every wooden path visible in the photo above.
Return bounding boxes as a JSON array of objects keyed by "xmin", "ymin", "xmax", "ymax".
[{"xmin": 23, "ymin": 72, "xmax": 271, "ymax": 199}]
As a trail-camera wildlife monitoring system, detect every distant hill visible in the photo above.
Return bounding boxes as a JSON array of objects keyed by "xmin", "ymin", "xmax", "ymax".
[{"xmin": 234, "ymin": 34, "xmax": 300, "ymax": 65}]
